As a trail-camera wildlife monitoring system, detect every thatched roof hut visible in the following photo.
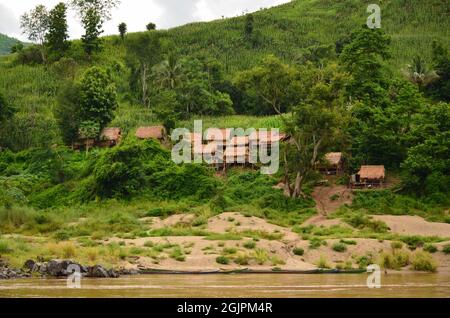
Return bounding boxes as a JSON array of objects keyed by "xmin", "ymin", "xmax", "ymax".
[
  {"xmin": 135, "ymin": 126, "xmax": 166, "ymax": 140},
  {"xmin": 205, "ymin": 128, "xmax": 233, "ymax": 143},
  {"xmin": 358, "ymin": 165, "xmax": 385, "ymax": 181},
  {"xmin": 97, "ymin": 127, "xmax": 122, "ymax": 147},
  {"xmin": 325, "ymin": 152, "xmax": 343, "ymax": 167},
  {"xmin": 249, "ymin": 131, "xmax": 288, "ymax": 144}
]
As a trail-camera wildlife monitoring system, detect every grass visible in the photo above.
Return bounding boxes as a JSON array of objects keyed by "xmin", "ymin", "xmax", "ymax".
[
  {"xmin": 411, "ymin": 251, "xmax": 438, "ymax": 272},
  {"xmin": 243, "ymin": 241, "xmax": 256, "ymax": 249},
  {"xmin": 332, "ymin": 242, "xmax": 347, "ymax": 252},
  {"xmin": 292, "ymin": 247, "xmax": 304, "ymax": 256},
  {"xmin": 316, "ymin": 255, "xmax": 331, "ymax": 269},
  {"xmin": 216, "ymin": 255, "xmax": 230, "ymax": 265},
  {"xmin": 442, "ymin": 245, "xmax": 450, "ymax": 254}
]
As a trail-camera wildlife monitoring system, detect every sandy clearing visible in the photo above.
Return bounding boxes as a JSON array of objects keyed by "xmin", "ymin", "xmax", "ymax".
[
  {"xmin": 372, "ymin": 215, "xmax": 450, "ymax": 237},
  {"xmin": 140, "ymin": 214, "xmax": 196, "ymax": 229},
  {"xmin": 301, "ymin": 215, "xmax": 350, "ymax": 228},
  {"xmin": 207, "ymin": 212, "xmax": 299, "ymax": 241}
]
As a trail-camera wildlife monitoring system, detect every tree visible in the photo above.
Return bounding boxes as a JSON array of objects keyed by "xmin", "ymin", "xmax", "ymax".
[
  {"xmin": 71, "ymin": 0, "xmax": 120, "ymax": 20},
  {"xmin": 78, "ymin": 120, "xmax": 100, "ymax": 154},
  {"xmin": 283, "ymin": 103, "xmax": 340, "ymax": 198},
  {"xmin": 118, "ymin": 22, "xmax": 127, "ymax": 40},
  {"xmin": 244, "ymin": 14, "xmax": 254, "ymax": 39},
  {"xmin": 340, "ymin": 25, "xmax": 391, "ymax": 103},
  {"xmin": 54, "ymin": 83, "xmax": 82, "ymax": 144},
  {"xmin": 146, "ymin": 23, "xmax": 156, "ymax": 31},
  {"xmin": 152, "ymin": 53, "xmax": 183, "ymax": 90},
  {"xmin": 20, "ymin": 5, "xmax": 49, "ymax": 62},
  {"xmin": 427, "ymin": 41, "xmax": 450, "ymax": 102},
  {"xmin": 404, "ymin": 55, "xmax": 438, "ymax": 90},
  {"xmin": 79, "ymin": 67, "xmax": 118, "ymax": 130},
  {"xmin": 81, "ymin": 8, "xmax": 103, "ymax": 55},
  {"xmin": 402, "ymin": 102, "xmax": 450, "ymax": 198},
  {"xmin": 281, "ymin": 64, "xmax": 348, "ymax": 198},
  {"xmin": 46, "ymin": 2, "xmax": 70, "ymax": 58},
  {"xmin": 125, "ymin": 32, "xmax": 163, "ymax": 105},
  {"xmin": 70, "ymin": 0, "xmax": 120, "ymax": 55},
  {"xmin": 234, "ymin": 55, "xmax": 301, "ymax": 115}
]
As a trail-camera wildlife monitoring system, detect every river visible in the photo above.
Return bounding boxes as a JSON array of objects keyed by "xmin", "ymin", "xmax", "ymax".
[{"xmin": 0, "ymin": 273, "xmax": 449, "ymax": 298}]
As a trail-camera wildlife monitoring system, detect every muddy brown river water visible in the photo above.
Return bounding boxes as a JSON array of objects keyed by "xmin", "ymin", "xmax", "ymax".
[{"xmin": 0, "ymin": 273, "xmax": 449, "ymax": 298}]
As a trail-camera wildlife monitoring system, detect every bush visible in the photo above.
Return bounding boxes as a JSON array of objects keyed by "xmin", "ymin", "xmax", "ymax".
[
  {"xmin": 401, "ymin": 236, "xmax": 425, "ymax": 250},
  {"xmin": 293, "ymin": 247, "xmax": 304, "ymax": 256},
  {"xmin": 411, "ymin": 251, "xmax": 438, "ymax": 272},
  {"xmin": 216, "ymin": 255, "xmax": 230, "ymax": 265},
  {"xmin": 442, "ymin": 245, "xmax": 450, "ymax": 254},
  {"xmin": 332, "ymin": 242, "xmax": 347, "ymax": 252},
  {"xmin": 243, "ymin": 241, "xmax": 256, "ymax": 249},
  {"xmin": 391, "ymin": 241, "xmax": 404, "ymax": 249},
  {"xmin": 316, "ymin": 255, "xmax": 330, "ymax": 269},
  {"xmin": 340, "ymin": 239, "xmax": 357, "ymax": 245},
  {"xmin": 423, "ymin": 244, "xmax": 438, "ymax": 254},
  {"xmin": 0, "ymin": 240, "xmax": 12, "ymax": 254}
]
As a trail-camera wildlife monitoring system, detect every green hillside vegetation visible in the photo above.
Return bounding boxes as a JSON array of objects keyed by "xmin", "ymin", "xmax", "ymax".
[
  {"xmin": 0, "ymin": 0, "xmax": 449, "ymax": 270},
  {"xmin": 0, "ymin": 34, "xmax": 22, "ymax": 55}
]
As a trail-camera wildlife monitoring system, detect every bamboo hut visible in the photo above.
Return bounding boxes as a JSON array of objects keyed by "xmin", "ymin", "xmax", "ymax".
[
  {"xmin": 135, "ymin": 126, "xmax": 166, "ymax": 141},
  {"xmin": 350, "ymin": 165, "xmax": 386, "ymax": 188}
]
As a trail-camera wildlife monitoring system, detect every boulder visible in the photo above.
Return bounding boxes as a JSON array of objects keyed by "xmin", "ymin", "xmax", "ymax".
[
  {"xmin": 88, "ymin": 265, "xmax": 109, "ymax": 278},
  {"xmin": 24, "ymin": 259, "xmax": 37, "ymax": 271},
  {"xmin": 46, "ymin": 260, "xmax": 83, "ymax": 277}
]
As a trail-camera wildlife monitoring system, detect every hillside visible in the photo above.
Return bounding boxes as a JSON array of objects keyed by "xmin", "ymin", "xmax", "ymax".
[
  {"xmin": 161, "ymin": 0, "xmax": 450, "ymax": 75},
  {"xmin": 0, "ymin": 33, "xmax": 21, "ymax": 55},
  {"xmin": 0, "ymin": 0, "xmax": 449, "ymax": 150}
]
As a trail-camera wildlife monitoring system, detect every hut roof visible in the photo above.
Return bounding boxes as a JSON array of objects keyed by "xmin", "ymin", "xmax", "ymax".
[
  {"xmin": 205, "ymin": 128, "xmax": 233, "ymax": 142},
  {"xmin": 249, "ymin": 131, "xmax": 287, "ymax": 143},
  {"xmin": 135, "ymin": 126, "xmax": 165, "ymax": 140},
  {"xmin": 193, "ymin": 142, "xmax": 221, "ymax": 155},
  {"xmin": 358, "ymin": 165, "xmax": 385, "ymax": 180},
  {"xmin": 224, "ymin": 146, "xmax": 248, "ymax": 157},
  {"xmin": 325, "ymin": 152, "xmax": 343, "ymax": 166},
  {"xmin": 100, "ymin": 127, "xmax": 121, "ymax": 141},
  {"xmin": 228, "ymin": 136, "xmax": 249, "ymax": 147}
]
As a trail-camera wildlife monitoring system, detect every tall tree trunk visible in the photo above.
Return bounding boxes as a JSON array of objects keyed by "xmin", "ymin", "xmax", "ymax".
[
  {"xmin": 292, "ymin": 172, "xmax": 304, "ymax": 198},
  {"xmin": 141, "ymin": 64, "xmax": 148, "ymax": 106},
  {"xmin": 282, "ymin": 147, "xmax": 292, "ymax": 197}
]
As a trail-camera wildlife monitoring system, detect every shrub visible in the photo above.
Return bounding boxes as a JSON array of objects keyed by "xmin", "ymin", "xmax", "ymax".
[
  {"xmin": 411, "ymin": 251, "xmax": 438, "ymax": 272},
  {"xmin": 423, "ymin": 244, "xmax": 438, "ymax": 254},
  {"xmin": 243, "ymin": 241, "xmax": 256, "ymax": 249},
  {"xmin": 293, "ymin": 247, "xmax": 304, "ymax": 256},
  {"xmin": 401, "ymin": 236, "xmax": 425, "ymax": 250},
  {"xmin": 234, "ymin": 254, "xmax": 250, "ymax": 265},
  {"xmin": 316, "ymin": 255, "xmax": 330, "ymax": 269},
  {"xmin": 442, "ymin": 245, "xmax": 450, "ymax": 254},
  {"xmin": 309, "ymin": 238, "xmax": 325, "ymax": 249},
  {"xmin": 391, "ymin": 241, "xmax": 404, "ymax": 249},
  {"xmin": 340, "ymin": 239, "xmax": 357, "ymax": 245},
  {"xmin": 0, "ymin": 240, "xmax": 12, "ymax": 254},
  {"xmin": 170, "ymin": 247, "xmax": 186, "ymax": 262},
  {"xmin": 222, "ymin": 247, "xmax": 237, "ymax": 255},
  {"xmin": 216, "ymin": 255, "xmax": 230, "ymax": 265},
  {"xmin": 61, "ymin": 242, "xmax": 76, "ymax": 259},
  {"xmin": 332, "ymin": 242, "xmax": 347, "ymax": 252}
]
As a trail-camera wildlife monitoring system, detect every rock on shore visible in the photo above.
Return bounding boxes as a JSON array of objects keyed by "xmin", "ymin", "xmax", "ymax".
[{"xmin": 2, "ymin": 259, "xmax": 120, "ymax": 279}]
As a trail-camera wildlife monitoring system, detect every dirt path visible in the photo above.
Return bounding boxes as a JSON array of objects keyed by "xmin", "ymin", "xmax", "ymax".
[{"xmin": 311, "ymin": 185, "xmax": 353, "ymax": 216}]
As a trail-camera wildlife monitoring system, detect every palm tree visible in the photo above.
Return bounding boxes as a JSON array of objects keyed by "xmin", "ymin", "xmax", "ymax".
[
  {"xmin": 405, "ymin": 55, "xmax": 439, "ymax": 90},
  {"xmin": 152, "ymin": 53, "xmax": 183, "ymax": 90}
]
